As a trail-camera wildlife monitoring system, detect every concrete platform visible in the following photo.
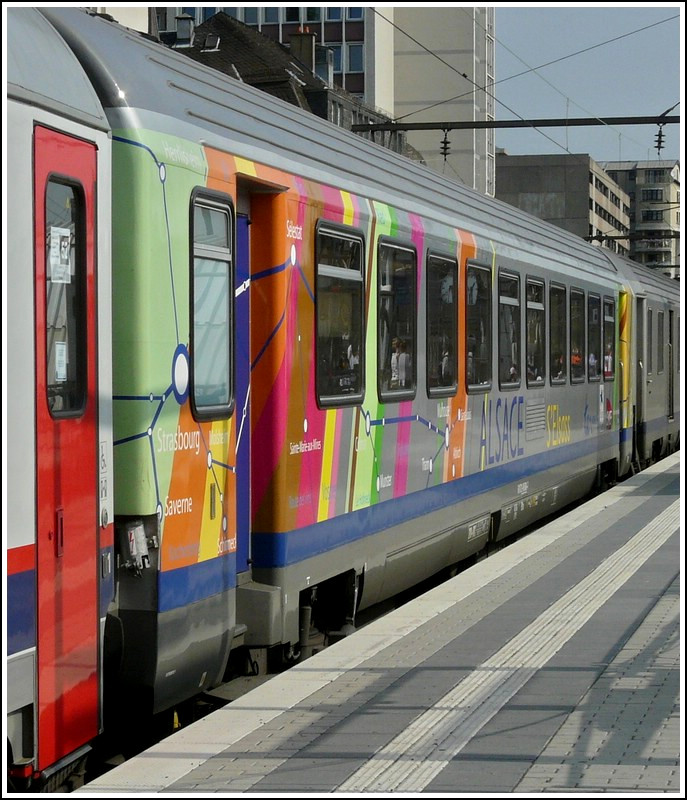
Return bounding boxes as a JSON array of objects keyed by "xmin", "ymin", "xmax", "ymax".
[{"xmin": 77, "ymin": 452, "xmax": 682, "ymax": 794}]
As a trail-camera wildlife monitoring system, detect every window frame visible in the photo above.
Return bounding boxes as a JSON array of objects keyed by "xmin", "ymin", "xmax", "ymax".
[
  {"xmin": 498, "ymin": 270, "xmax": 521, "ymax": 390},
  {"xmin": 315, "ymin": 221, "xmax": 366, "ymax": 409},
  {"xmin": 426, "ymin": 251, "xmax": 458, "ymax": 398},
  {"xmin": 549, "ymin": 282, "xmax": 567, "ymax": 385},
  {"xmin": 466, "ymin": 261, "xmax": 492, "ymax": 393},
  {"xmin": 347, "ymin": 42, "xmax": 364, "ymax": 73},
  {"xmin": 44, "ymin": 176, "xmax": 88, "ymax": 418},
  {"xmin": 657, "ymin": 310, "xmax": 665, "ymax": 373},
  {"xmin": 587, "ymin": 293, "xmax": 602, "ymax": 382},
  {"xmin": 603, "ymin": 296, "xmax": 615, "ymax": 381},
  {"xmin": 189, "ymin": 188, "xmax": 235, "ymax": 422},
  {"xmin": 570, "ymin": 287, "xmax": 586, "ymax": 384},
  {"xmin": 526, "ymin": 276, "xmax": 546, "ymax": 387},
  {"xmin": 377, "ymin": 236, "xmax": 417, "ymax": 404}
]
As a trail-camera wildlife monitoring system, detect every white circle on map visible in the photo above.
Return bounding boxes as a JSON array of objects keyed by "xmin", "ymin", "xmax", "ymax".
[{"xmin": 174, "ymin": 353, "xmax": 189, "ymax": 396}]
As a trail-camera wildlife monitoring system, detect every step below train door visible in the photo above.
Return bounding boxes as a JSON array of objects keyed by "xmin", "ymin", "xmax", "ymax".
[{"xmin": 34, "ymin": 126, "xmax": 99, "ymax": 770}]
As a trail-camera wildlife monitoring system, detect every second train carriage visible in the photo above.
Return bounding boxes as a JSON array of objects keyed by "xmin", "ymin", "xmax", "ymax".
[
  {"xmin": 6, "ymin": 7, "xmax": 680, "ymax": 786},
  {"xmin": 43, "ymin": 1, "xmax": 681, "ymax": 699}
]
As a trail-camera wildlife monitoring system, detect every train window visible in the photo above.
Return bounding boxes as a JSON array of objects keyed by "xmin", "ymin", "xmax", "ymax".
[
  {"xmin": 466, "ymin": 263, "xmax": 492, "ymax": 390},
  {"xmin": 191, "ymin": 193, "xmax": 233, "ymax": 420},
  {"xmin": 45, "ymin": 180, "xmax": 87, "ymax": 416},
  {"xmin": 570, "ymin": 288, "xmax": 586, "ymax": 383},
  {"xmin": 647, "ymin": 309, "xmax": 653, "ymax": 374},
  {"xmin": 316, "ymin": 224, "xmax": 365, "ymax": 407},
  {"xmin": 657, "ymin": 311, "xmax": 664, "ymax": 373},
  {"xmin": 526, "ymin": 278, "xmax": 545, "ymax": 386},
  {"xmin": 603, "ymin": 298, "xmax": 615, "ymax": 380},
  {"xmin": 378, "ymin": 239, "xmax": 417, "ymax": 401},
  {"xmin": 549, "ymin": 283, "xmax": 567, "ymax": 383},
  {"xmin": 498, "ymin": 272, "xmax": 521, "ymax": 389},
  {"xmin": 426, "ymin": 253, "xmax": 457, "ymax": 397},
  {"xmin": 587, "ymin": 294, "xmax": 601, "ymax": 381}
]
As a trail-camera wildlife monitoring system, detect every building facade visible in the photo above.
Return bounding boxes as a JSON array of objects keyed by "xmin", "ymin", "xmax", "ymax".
[
  {"xmin": 393, "ymin": 7, "xmax": 495, "ymax": 195},
  {"xmin": 495, "ymin": 153, "xmax": 631, "ymax": 257},
  {"xmin": 155, "ymin": 7, "xmax": 495, "ymax": 194},
  {"xmin": 87, "ymin": 6, "xmax": 150, "ymax": 30},
  {"xmin": 600, "ymin": 161, "xmax": 680, "ymax": 280}
]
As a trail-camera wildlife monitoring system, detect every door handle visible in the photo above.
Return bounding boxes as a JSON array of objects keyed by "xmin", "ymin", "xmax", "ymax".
[{"xmin": 55, "ymin": 508, "xmax": 64, "ymax": 557}]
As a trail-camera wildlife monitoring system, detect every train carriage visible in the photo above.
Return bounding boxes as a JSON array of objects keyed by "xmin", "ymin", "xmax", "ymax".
[{"xmin": 5, "ymin": 6, "xmax": 680, "ymax": 790}]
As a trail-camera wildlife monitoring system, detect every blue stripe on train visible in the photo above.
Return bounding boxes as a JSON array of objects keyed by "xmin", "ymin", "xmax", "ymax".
[
  {"xmin": 7, "ymin": 547, "xmax": 116, "ymax": 654},
  {"xmin": 158, "ymin": 551, "xmax": 237, "ymax": 613},
  {"xmin": 7, "ymin": 570, "xmax": 35, "ymax": 655},
  {"xmin": 251, "ymin": 431, "xmax": 615, "ymax": 569}
]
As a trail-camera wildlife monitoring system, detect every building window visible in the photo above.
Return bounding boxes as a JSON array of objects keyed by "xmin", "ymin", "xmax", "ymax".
[
  {"xmin": 466, "ymin": 264, "xmax": 492, "ymax": 389},
  {"xmin": 316, "ymin": 225, "xmax": 365, "ymax": 406},
  {"xmin": 645, "ymin": 169, "xmax": 666, "ymax": 183},
  {"xmin": 243, "ymin": 7, "xmax": 258, "ymax": 24},
  {"xmin": 191, "ymin": 193, "xmax": 233, "ymax": 419},
  {"xmin": 327, "ymin": 7, "xmax": 342, "ymax": 21},
  {"xmin": 327, "ymin": 43, "xmax": 342, "ymax": 72},
  {"xmin": 378, "ymin": 240, "xmax": 417, "ymax": 400},
  {"xmin": 284, "ymin": 7, "xmax": 300, "ymax": 24},
  {"xmin": 263, "ymin": 7, "xmax": 279, "ymax": 23},
  {"xmin": 570, "ymin": 288, "xmax": 585, "ymax": 382},
  {"xmin": 642, "ymin": 210, "xmax": 664, "ymax": 222},
  {"xmin": 347, "ymin": 7, "xmax": 364, "ymax": 20},
  {"xmin": 498, "ymin": 272, "xmax": 521, "ymax": 388},
  {"xmin": 642, "ymin": 188, "xmax": 664, "ymax": 202},
  {"xmin": 426, "ymin": 254, "xmax": 457, "ymax": 396},
  {"xmin": 347, "ymin": 43, "xmax": 364, "ymax": 72},
  {"xmin": 305, "ymin": 7, "xmax": 321, "ymax": 23}
]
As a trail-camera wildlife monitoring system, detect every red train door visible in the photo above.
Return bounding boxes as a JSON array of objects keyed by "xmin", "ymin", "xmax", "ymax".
[{"xmin": 34, "ymin": 126, "xmax": 99, "ymax": 770}]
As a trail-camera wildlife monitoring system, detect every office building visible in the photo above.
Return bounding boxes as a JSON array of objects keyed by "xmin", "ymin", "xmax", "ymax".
[
  {"xmin": 600, "ymin": 160, "xmax": 680, "ymax": 279},
  {"xmin": 495, "ymin": 152, "xmax": 631, "ymax": 257},
  {"xmin": 154, "ymin": 7, "xmax": 495, "ymax": 194}
]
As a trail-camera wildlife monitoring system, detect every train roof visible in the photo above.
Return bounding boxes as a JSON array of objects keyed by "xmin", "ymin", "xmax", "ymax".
[
  {"xmin": 35, "ymin": 8, "xmax": 679, "ymax": 298},
  {"xmin": 6, "ymin": 7, "xmax": 109, "ymax": 132},
  {"xmin": 607, "ymin": 251, "xmax": 681, "ymax": 304}
]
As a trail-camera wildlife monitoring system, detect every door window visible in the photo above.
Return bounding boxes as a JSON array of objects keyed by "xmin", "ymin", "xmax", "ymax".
[{"xmin": 45, "ymin": 180, "xmax": 86, "ymax": 416}]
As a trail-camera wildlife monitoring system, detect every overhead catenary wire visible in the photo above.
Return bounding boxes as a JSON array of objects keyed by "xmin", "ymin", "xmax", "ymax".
[{"xmin": 371, "ymin": 8, "xmax": 679, "ymax": 163}]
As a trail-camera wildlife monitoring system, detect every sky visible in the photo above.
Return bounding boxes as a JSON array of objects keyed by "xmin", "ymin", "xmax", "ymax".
[{"xmin": 488, "ymin": 3, "xmax": 683, "ymax": 164}]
